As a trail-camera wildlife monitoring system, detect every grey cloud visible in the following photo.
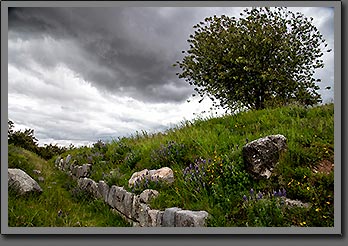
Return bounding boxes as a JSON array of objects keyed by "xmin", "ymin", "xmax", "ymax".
[
  {"xmin": 8, "ymin": 7, "xmax": 200, "ymax": 103},
  {"xmin": 9, "ymin": 6, "xmax": 334, "ymax": 105}
]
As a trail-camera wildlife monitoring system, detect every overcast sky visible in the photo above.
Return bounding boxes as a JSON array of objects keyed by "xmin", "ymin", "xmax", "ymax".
[{"xmin": 8, "ymin": 6, "xmax": 335, "ymax": 147}]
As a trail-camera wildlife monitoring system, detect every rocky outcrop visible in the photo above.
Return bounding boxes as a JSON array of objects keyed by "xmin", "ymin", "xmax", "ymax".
[
  {"xmin": 242, "ymin": 134, "xmax": 287, "ymax": 179},
  {"xmin": 128, "ymin": 167, "xmax": 174, "ymax": 187},
  {"xmin": 8, "ymin": 168, "xmax": 43, "ymax": 195}
]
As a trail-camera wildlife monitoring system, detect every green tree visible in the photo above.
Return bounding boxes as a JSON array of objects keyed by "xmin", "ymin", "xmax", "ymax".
[
  {"xmin": 8, "ymin": 120, "xmax": 39, "ymax": 154},
  {"xmin": 175, "ymin": 7, "xmax": 331, "ymax": 111}
]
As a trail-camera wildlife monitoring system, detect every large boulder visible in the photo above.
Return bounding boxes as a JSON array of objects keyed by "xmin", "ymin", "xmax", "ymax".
[
  {"xmin": 128, "ymin": 167, "xmax": 174, "ymax": 187},
  {"xmin": 242, "ymin": 134, "xmax": 287, "ymax": 179},
  {"xmin": 8, "ymin": 168, "xmax": 43, "ymax": 195}
]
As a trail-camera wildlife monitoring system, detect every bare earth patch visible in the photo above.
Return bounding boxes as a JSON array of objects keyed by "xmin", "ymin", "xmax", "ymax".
[{"xmin": 313, "ymin": 160, "xmax": 334, "ymax": 174}]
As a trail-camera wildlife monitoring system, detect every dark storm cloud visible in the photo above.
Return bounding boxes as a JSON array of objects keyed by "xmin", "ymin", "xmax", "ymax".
[{"xmin": 8, "ymin": 7, "xmax": 206, "ymax": 103}]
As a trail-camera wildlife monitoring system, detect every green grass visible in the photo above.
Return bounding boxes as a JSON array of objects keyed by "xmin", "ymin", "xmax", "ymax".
[
  {"xmin": 8, "ymin": 103, "xmax": 334, "ymax": 227},
  {"xmin": 8, "ymin": 145, "xmax": 130, "ymax": 227}
]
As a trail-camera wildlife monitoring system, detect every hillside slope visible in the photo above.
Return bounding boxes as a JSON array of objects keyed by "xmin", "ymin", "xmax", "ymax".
[{"xmin": 8, "ymin": 103, "xmax": 334, "ymax": 227}]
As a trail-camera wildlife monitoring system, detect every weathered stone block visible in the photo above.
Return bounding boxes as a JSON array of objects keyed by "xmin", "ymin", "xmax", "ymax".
[
  {"xmin": 123, "ymin": 191, "xmax": 135, "ymax": 218},
  {"xmin": 97, "ymin": 180, "xmax": 110, "ymax": 203},
  {"xmin": 138, "ymin": 203, "xmax": 150, "ymax": 227},
  {"xmin": 78, "ymin": 177, "xmax": 101, "ymax": 198},
  {"xmin": 175, "ymin": 210, "xmax": 209, "ymax": 227},
  {"xmin": 107, "ymin": 185, "xmax": 118, "ymax": 208},
  {"xmin": 162, "ymin": 207, "xmax": 182, "ymax": 227},
  {"xmin": 147, "ymin": 209, "xmax": 162, "ymax": 227}
]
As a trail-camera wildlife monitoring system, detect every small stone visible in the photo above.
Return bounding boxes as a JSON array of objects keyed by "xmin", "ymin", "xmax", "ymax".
[{"xmin": 139, "ymin": 189, "xmax": 159, "ymax": 203}]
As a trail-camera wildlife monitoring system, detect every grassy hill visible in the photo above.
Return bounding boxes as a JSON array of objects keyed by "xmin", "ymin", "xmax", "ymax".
[{"xmin": 8, "ymin": 103, "xmax": 334, "ymax": 227}]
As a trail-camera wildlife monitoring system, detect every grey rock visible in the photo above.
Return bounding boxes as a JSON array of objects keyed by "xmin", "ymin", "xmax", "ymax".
[
  {"xmin": 107, "ymin": 186, "xmax": 134, "ymax": 218},
  {"xmin": 8, "ymin": 168, "xmax": 43, "ymax": 195},
  {"xmin": 131, "ymin": 196, "xmax": 142, "ymax": 221},
  {"xmin": 139, "ymin": 189, "xmax": 159, "ymax": 203},
  {"xmin": 38, "ymin": 176, "xmax": 45, "ymax": 182},
  {"xmin": 175, "ymin": 210, "xmax": 209, "ymax": 227},
  {"xmin": 242, "ymin": 134, "xmax": 287, "ymax": 179},
  {"xmin": 59, "ymin": 159, "xmax": 65, "ymax": 170},
  {"xmin": 114, "ymin": 186, "xmax": 127, "ymax": 214},
  {"xmin": 107, "ymin": 185, "xmax": 118, "ymax": 208},
  {"xmin": 128, "ymin": 169, "xmax": 149, "ymax": 187},
  {"xmin": 138, "ymin": 203, "xmax": 150, "ymax": 227},
  {"xmin": 162, "ymin": 207, "xmax": 182, "ymax": 227},
  {"xmin": 128, "ymin": 167, "xmax": 174, "ymax": 187},
  {"xmin": 63, "ymin": 154, "xmax": 72, "ymax": 170},
  {"xmin": 147, "ymin": 209, "xmax": 162, "ymax": 227},
  {"xmin": 73, "ymin": 164, "xmax": 92, "ymax": 178},
  {"xmin": 97, "ymin": 180, "xmax": 110, "ymax": 203},
  {"xmin": 66, "ymin": 154, "xmax": 72, "ymax": 164},
  {"xmin": 55, "ymin": 156, "xmax": 61, "ymax": 167},
  {"xmin": 122, "ymin": 191, "xmax": 135, "ymax": 219},
  {"xmin": 148, "ymin": 167, "xmax": 174, "ymax": 184},
  {"xmin": 78, "ymin": 178, "xmax": 101, "ymax": 198},
  {"xmin": 284, "ymin": 198, "xmax": 311, "ymax": 208}
]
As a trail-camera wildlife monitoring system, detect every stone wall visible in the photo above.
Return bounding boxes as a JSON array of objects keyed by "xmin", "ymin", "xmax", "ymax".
[{"xmin": 55, "ymin": 155, "xmax": 209, "ymax": 227}]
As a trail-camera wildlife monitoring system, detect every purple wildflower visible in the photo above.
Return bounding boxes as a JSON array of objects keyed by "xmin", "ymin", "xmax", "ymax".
[
  {"xmin": 243, "ymin": 195, "xmax": 248, "ymax": 201},
  {"xmin": 257, "ymin": 192, "xmax": 263, "ymax": 200}
]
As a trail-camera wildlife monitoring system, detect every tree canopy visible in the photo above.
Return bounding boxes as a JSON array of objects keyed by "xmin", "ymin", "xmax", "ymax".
[{"xmin": 174, "ymin": 7, "xmax": 331, "ymax": 112}]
